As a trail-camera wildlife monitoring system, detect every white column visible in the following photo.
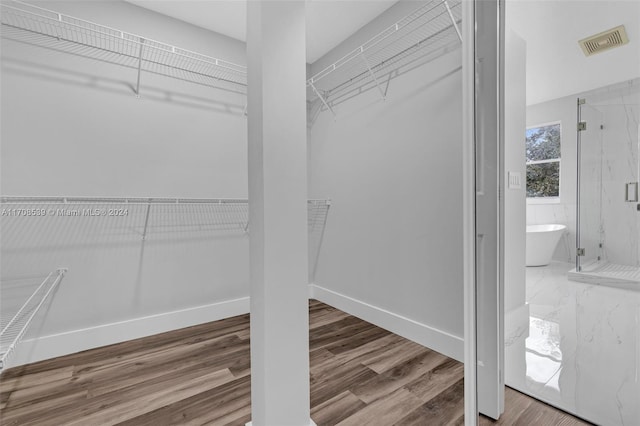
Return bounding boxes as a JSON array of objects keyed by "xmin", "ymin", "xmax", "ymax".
[{"xmin": 246, "ymin": 1, "xmax": 313, "ymax": 426}]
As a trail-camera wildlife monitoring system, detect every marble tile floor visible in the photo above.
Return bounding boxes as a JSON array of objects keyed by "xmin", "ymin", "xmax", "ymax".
[
  {"xmin": 569, "ymin": 261, "xmax": 640, "ymax": 290},
  {"xmin": 505, "ymin": 261, "xmax": 640, "ymax": 426}
]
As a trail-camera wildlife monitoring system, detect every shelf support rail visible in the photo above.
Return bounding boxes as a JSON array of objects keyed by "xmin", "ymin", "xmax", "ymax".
[
  {"xmin": 0, "ymin": 268, "xmax": 67, "ymax": 371},
  {"xmin": 0, "ymin": 0, "xmax": 247, "ymax": 91},
  {"xmin": 443, "ymin": 0, "xmax": 462, "ymax": 42},
  {"xmin": 359, "ymin": 48, "xmax": 386, "ymax": 101},
  {"xmin": 384, "ymin": 71, "xmax": 394, "ymax": 98},
  {"xmin": 141, "ymin": 200, "xmax": 152, "ymax": 240},
  {"xmin": 135, "ymin": 38, "xmax": 145, "ymax": 96},
  {"xmin": 308, "ymin": 81, "xmax": 336, "ymax": 118}
]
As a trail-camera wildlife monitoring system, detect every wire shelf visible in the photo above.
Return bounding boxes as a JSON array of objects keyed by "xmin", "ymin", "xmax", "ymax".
[
  {"xmin": 0, "ymin": 197, "xmax": 331, "ymax": 247},
  {"xmin": 0, "ymin": 269, "xmax": 66, "ymax": 371},
  {"xmin": 0, "ymin": 198, "xmax": 330, "ymax": 369},
  {"xmin": 0, "ymin": 0, "xmax": 247, "ymax": 95},
  {"xmin": 2, "ymin": 0, "xmax": 460, "ymax": 116},
  {"xmin": 308, "ymin": 200, "xmax": 331, "ymax": 283},
  {"xmin": 307, "ymin": 0, "xmax": 462, "ymax": 115}
]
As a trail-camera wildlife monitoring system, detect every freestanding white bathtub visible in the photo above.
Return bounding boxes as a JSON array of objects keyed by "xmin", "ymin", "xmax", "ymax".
[{"xmin": 526, "ymin": 224, "xmax": 567, "ymax": 267}]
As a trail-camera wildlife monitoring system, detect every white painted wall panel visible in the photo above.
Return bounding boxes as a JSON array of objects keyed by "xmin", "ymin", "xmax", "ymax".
[
  {"xmin": 0, "ymin": 1, "xmax": 249, "ymax": 364},
  {"xmin": 308, "ymin": 48, "xmax": 464, "ymax": 357}
]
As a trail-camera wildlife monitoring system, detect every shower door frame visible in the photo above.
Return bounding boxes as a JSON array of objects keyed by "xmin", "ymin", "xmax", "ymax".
[
  {"xmin": 575, "ymin": 88, "xmax": 640, "ymax": 280},
  {"xmin": 576, "ymin": 98, "xmax": 583, "ymax": 271},
  {"xmin": 576, "ymin": 97, "xmax": 606, "ymax": 272},
  {"xmin": 576, "ymin": 97, "xmax": 601, "ymax": 271}
]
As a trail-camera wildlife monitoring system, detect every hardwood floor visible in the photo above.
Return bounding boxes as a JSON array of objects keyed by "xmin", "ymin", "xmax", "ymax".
[
  {"xmin": 480, "ymin": 387, "xmax": 591, "ymax": 426},
  {"xmin": 0, "ymin": 300, "xmax": 590, "ymax": 425}
]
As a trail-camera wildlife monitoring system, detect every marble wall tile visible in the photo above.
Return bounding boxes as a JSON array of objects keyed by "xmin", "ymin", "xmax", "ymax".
[
  {"xmin": 594, "ymin": 88, "xmax": 639, "ymax": 266},
  {"xmin": 527, "ymin": 79, "xmax": 640, "ymax": 267},
  {"xmin": 507, "ymin": 261, "xmax": 640, "ymax": 426}
]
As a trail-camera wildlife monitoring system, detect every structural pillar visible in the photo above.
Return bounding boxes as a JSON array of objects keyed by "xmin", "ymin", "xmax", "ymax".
[{"xmin": 246, "ymin": 1, "xmax": 313, "ymax": 425}]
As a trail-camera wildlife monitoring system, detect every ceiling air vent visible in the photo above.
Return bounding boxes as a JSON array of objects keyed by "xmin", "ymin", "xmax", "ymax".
[{"xmin": 579, "ymin": 25, "xmax": 629, "ymax": 56}]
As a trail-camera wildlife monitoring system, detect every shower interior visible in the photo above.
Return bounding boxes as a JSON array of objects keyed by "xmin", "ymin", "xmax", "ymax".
[{"xmin": 569, "ymin": 79, "xmax": 640, "ymax": 288}]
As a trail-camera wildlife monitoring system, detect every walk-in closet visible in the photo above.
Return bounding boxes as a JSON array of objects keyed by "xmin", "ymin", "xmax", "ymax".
[{"xmin": 1, "ymin": 0, "xmax": 613, "ymax": 424}]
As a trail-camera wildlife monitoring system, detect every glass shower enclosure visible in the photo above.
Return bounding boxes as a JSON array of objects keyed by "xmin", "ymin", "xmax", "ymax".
[{"xmin": 571, "ymin": 79, "xmax": 640, "ymax": 287}]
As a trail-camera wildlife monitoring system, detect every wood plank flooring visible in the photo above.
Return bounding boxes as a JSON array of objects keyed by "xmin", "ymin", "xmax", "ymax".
[
  {"xmin": 480, "ymin": 387, "xmax": 592, "ymax": 426},
  {"xmin": 0, "ymin": 300, "xmax": 590, "ymax": 425}
]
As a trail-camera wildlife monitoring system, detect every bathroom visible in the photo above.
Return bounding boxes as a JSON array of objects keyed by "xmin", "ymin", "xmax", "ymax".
[{"xmin": 504, "ymin": 1, "xmax": 640, "ymax": 425}]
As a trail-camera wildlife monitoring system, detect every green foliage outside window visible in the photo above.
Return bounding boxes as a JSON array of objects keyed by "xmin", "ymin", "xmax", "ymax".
[
  {"xmin": 526, "ymin": 124, "xmax": 561, "ymax": 198},
  {"xmin": 526, "ymin": 162, "xmax": 560, "ymax": 197}
]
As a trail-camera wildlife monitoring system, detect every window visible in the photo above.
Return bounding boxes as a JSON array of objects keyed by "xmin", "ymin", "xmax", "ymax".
[{"xmin": 526, "ymin": 123, "xmax": 561, "ymax": 199}]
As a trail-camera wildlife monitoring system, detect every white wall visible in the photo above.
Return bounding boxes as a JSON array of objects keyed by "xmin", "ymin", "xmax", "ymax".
[
  {"xmin": 2, "ymin": 0, "xmax": 247, "ymax": 197},
  {"xmin": 246, "ymin": 3, "xmax": 312, "ymax": 422},
  {"xmin": 1, "ymin": 1, "xmax": 249, "ymax": 366},
  {"xmin": 503, "ymin": 30, "xmax": 526, "ymax": 313},
  {"xmin": 526, "ymin": 97, "xmax": 578, "ymax": 263},
  {"xmin": 310, "ymin": 1, "xmax": 426, "ymax": 77},
  {"xmin": 308, "ymin": 3, "xmax": 464, "ymax": 359}
]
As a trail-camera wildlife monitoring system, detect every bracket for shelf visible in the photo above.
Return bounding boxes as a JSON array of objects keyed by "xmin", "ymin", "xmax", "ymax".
[
  {"xmin": 384, "ymin": 71, "xmax": 393, "ymax": 98},
  {"xmin": 135, "ymin": 38, "xmax": 145, "ymax": 97},
  {"xmin": 243, "ymin": 104, "xmax": 248, "ymax": 117},
  {"xmin": 443, "ymin": 0, "xmax": 462, "ymax": 42},
  {"xmin": 360, "ymin": 50, "xmax": 385, "ymax": 101},
  {"xmin": 141, "ymin": 201, "xmax": 151, "ymax": 240},
  {"xmin": 309, "ymin": 81, "xmax": 336, "ymax": 118}
]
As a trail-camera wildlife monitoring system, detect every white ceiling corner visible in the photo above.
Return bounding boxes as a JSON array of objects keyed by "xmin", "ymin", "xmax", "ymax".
[
  {"xmin": 124, "ymin": 0, "xmax": 640, "ymax": 102},
  {"xmin": 507, "ymin": 0, "xmax": 640, "ymax": 105},
  {"xmin": 124, "ymin": 0, "xmax": 397, "ymax": 63}
]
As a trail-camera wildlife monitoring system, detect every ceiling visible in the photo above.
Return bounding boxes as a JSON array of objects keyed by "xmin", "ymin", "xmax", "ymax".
[
  {"xmin": 124, "ymin": 0, "xmax": 397, "ymax": 64},
  {"xmin": 508, "ymin": 0, "xmax": 640, "ymax": 105},
  {"xmin": 124, "ymin": 0, "xmax": 639, "ymax": 103}
]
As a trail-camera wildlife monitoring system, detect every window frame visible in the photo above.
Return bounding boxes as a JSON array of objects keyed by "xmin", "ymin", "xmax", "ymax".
[{"xmin": 525, "ymin": 121, "xmax": 562, "ymax": 204}]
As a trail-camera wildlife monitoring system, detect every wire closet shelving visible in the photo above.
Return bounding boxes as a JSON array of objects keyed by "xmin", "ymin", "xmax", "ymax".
[
  {"xmin": 0, "ymin": 268, "xmax": 66, "ymax": 372},
  {"xmin": 0, "ymin": 0, "xmax": 247, "ymax": 95},
  {"xmin": 2, "ymin": 0, "xmax": 461, "ymax": 115},
  {"xmin": 1, "ymin": 197, "xmax": 331, "ymax": 275},
  {"xmin": 0, "ymin": 197, "xmax": 331, "ymax": 370},
  {"xmin": 307, "ymin": 0, "xmax": 462, "ymax": 118},
  {"xmin": 0, "ymin": 197, "xmax": 331, "ymax": 241}
]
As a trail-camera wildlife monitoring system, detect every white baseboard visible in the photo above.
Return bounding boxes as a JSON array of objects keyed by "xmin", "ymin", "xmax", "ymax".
[
  {"xmin": 9, "ymin": 286, "xmax": 463, "ymax": 369},
  {"xmin": 8, "ymin": 297, "xmax": 250, "ymax": 369},
  {"xmin": 309, "ymin": 284, "xmax": 463, "ymax": 362}
]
